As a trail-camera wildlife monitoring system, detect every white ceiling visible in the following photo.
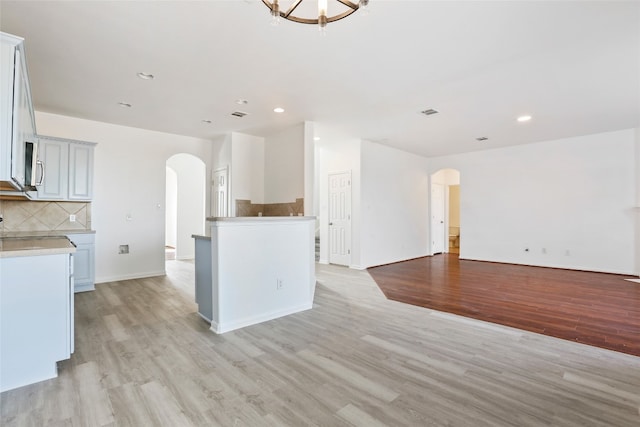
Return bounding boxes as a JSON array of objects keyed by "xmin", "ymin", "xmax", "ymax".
[{"xmin": 1, "ymin": 0, "xmax": 638, "ymax": 157}]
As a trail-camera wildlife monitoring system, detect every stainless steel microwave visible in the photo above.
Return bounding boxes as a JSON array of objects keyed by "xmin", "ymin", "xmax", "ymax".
[{"xmin": 23, "ymin": 139, "xmax": 42, "ymax": 189}]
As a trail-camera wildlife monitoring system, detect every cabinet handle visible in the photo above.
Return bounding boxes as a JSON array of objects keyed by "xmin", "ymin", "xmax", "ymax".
[{"xmin": 36, "ymin": 160, "xmax": 44, "ymax": 186}]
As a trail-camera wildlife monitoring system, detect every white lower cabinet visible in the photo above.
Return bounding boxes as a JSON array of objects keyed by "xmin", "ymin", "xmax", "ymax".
[
  {"xmin": 68, "ymin": 233, "xmax": 95, "ymax": 292},
  {"xmin": 0, "ymin": 253, "xmax": 73, "ymax": 392}
]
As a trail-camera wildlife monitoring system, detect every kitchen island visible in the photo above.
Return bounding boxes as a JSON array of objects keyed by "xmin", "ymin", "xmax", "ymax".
[
  {"xmin": 193, "ymin": 216, "xmax": 316, "ymax": 334},
  {"xmin": 0, "ymin": 236, "xmax": 75, "ymax": 392}
]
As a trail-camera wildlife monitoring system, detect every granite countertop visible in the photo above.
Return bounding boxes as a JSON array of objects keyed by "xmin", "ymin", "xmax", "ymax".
[
  {"xmin": 0, "ymin": 236, "xmax": 76, "ymax": 258},
  {"xmin": 0, "ymin": 229, "xmax": 96, "ymax": 238}
]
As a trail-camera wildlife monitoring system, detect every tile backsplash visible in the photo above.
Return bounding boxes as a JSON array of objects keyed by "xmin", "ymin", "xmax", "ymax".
[
  {"xmin": 236, "ymin": 198, "xmax": 304, "ymax": 217},
  {"xmin": 0, "ymin": 200, "xmax": 92, "ymax": 233}
]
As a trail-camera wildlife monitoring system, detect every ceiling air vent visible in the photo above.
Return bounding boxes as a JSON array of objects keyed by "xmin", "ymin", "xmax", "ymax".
[
  {"xmin": 231, "ymin": 111, "xmax": 248, "ymax": 118},
  {"xmin": 476, "ymin": 136, "xmax": 489, "ymax": 141},
  {"xmin": 420, "ymin": 108, "xmax": 439, "ymax": 116}
]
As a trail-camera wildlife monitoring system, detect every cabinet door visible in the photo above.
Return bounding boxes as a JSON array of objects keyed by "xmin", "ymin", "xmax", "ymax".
[
  {"xmin": 36, "ymin": 139, "xmax": 68, "ymax": 200},
  {"xmin": 73, "ymin": 244, "xmax": 91, "ymax": 284},
  {"xmin": 69, "ymin": 233, "xmax": 95, "ymax": 292},
  {"xmin": 10, "ymin": 49, "xmax": 28, "ymax": 187},
  {"xmin": 0, "ymin": 39, "xmax": 15, "ymax": 183},
  {"xmin": 68, "ymin": 143, "xmax": 94, "ymax": 200}
]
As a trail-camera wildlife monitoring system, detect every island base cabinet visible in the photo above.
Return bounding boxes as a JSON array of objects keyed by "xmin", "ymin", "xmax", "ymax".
[
  {"xmin": 0, "ymin": 253, "xmax": 72, "ymax": 392},
  {"xmin": 194, "ymin": 236, "xmax": 213, "ymax": 322}
]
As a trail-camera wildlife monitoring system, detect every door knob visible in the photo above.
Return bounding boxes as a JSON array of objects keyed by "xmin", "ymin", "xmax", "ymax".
[{"xmin": 329, "ymin": 222, "xmax": 333, "ymax": 225}]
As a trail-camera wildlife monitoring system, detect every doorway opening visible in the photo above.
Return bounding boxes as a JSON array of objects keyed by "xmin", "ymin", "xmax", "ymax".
[
  {"xmin": 165, "ymin": 154, "xmax": 206, "ymax": 263},
  {"xmin": 430, "ymin": 169, "xmax": 461, "ymax": 255},
  {"xmin": 211, "ymin": 166, "xmax": 229, "ymax": 217}
]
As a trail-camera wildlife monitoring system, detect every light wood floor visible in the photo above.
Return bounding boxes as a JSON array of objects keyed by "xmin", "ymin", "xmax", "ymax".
[{"xmin": 1, "ymin": 261, "xmax": 639, "ymax": 426}]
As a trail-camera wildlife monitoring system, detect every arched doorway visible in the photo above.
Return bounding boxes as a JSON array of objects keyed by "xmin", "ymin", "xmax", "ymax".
[
  {"xmin": 430, "ymin": 169, "xmax": 461, "ymax": 255},
  {"xmin": 165, "ymin": 154, "xmax": 206, "ymax": 261}
]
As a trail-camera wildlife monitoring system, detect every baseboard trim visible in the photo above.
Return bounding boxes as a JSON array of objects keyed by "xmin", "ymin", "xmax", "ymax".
[
  {"xmin": 95, "ymin": 270, "xmax": 166, "ymax": 284},
  {"xmin": 74, "ymin": 283, "xmax": 95, "ymax": 293},
  {"xmin": 197, "ymin": 311, "xmax": 213, "ymax": 323},
  {"xmin": 210, "ymin": 303, "xmax": 313, "ymax": 334}
]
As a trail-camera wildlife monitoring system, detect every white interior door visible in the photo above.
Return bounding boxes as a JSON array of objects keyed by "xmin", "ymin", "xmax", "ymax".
[
  {"xmin": 212, "ymin": 167, "xmax": 229, "ymax": 217},
  {"xmin": 431, "ymin": 183, "xmax": 445, "ymax": 254},
  {"xmin": 328, "ymin": 171, "xmax": 351, "ymax": 266}
]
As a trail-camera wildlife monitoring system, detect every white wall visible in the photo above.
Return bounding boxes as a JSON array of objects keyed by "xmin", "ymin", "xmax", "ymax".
[
  {"xmin": 315, "ymin": 124, "xmax": 361, "ymax": 267},
  {"xmin": 165, "ymin": 167, "xmax": 177, "ymax": 248},
  {"xmin": 430, "ymin": 128, "xmax": 637, "ymax": 275},
  {"xmin": 360, "ymin": 140, "xmax": 430, "ymax": 268},
  {"xmin": 35, "ymin": 111, "xmax": 212, "ymax": 283},
  {"xmin": 303, "ymin": 121, "xmax": 316, "ymax": 218},
  {"xmin": 264, "ymin": 123, "xmax": 304, "ymax": 203},
  {"xmin": 167, "ymin": 153, "xmax": 205, "ymax": 260},
  {"xmin": 230, "ymin": 132, "xmax": 264, "ymax": 214},
  {"xmin": 635, "ymin": 127, "xmax": 640, "ymax": 276}
]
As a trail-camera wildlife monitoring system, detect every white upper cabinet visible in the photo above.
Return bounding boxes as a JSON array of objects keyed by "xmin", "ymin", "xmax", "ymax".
[
  {"xmin": 37, "ymin": 138, "xmax": 68, "ymax": 200},
  {"xmin": 36, "ymin": 136, "xmax": 96, "ymax": 201},
  {"xmin": 1, "ymin": 32, "xmax": 37, "ymax": 190},
  {"xmin": 68, "ymin": 142, "xmax": 94, "ymax": 200}
]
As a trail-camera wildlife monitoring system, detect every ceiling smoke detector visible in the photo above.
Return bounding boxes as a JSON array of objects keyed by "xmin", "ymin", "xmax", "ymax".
[
  {"xmin": 421, "ymin": 108, "xmax": 439, "ymax": 116},
  {"xmin": 231, "ymin": 111, "xmax": 248, "ymax": 118}
]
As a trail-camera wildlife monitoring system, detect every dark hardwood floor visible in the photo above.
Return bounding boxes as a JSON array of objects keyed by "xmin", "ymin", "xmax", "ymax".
[{"xmin": 368, "ymin": 254, "xmax": 640, "ymax": 357}]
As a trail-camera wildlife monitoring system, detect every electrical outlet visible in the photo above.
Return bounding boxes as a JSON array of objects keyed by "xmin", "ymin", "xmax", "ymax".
[
  {"xmin": 118, "ymin": 245, "xmax": 129, "ymax": 254},
  {"xmin": 276, "ymin": 278, "xmax": 284, "ymax": 290},
  {"xmin": 69, "ymin": 214, "xmax": 76, "ymax": 222}
]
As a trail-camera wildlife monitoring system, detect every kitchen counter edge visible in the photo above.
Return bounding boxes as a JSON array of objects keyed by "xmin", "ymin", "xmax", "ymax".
[
  {"xmin": 0, "ymin": 229, "xmax": 96, "ymax": 238},
  {"xmin": 0, "ymin": 236, "xmax": 77, "ymax": 258}
]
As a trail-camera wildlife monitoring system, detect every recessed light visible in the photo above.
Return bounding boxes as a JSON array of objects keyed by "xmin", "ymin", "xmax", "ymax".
[
  {"xmin": 201, "ymin": 120, "xmax": 212, "ymax": 124},
  {"xmin": 476, "ymin": 136, "xmax": 488, "ymax": 141},
  {"xmin": 313, "ymin": 137, "xmax": 320, "ymax": 141},
  {"xmin": 273, "ymin": 107, "xmax": 285, "ymax": 113},
  {"xmin": 236, "ymin": 99, "xmax": 248, "ymax": 105},
  {"xmin": 118, "ymin": 102, "xmax": 132, "ymax": 108},
  {"xmin": 137, "ymin": 72, "xmax": 154, "ymax": 80},
  {"xmin": 517, "ymin": 115, "xmax": 532, "ymax": 122}
]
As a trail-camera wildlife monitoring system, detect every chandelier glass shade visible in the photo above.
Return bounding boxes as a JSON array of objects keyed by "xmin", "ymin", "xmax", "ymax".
[{"xmin": 262, "ymin": 0, "xmax": 368, "ymax": 29}]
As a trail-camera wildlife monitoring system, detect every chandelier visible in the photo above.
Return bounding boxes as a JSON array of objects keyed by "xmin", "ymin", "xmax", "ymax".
[{"xmin": 262, "ymin": 0, "xmax": 369, "ymax": 30}]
